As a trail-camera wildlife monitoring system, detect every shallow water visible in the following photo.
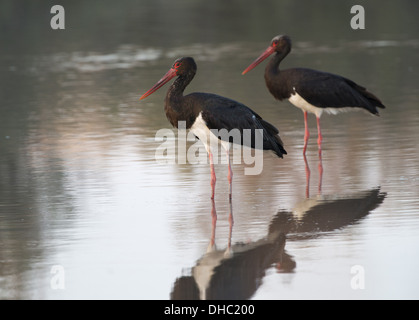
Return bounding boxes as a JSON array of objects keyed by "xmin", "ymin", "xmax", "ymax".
[{"xmin": 1, "ymin": 1, "xmax": 419, "ymax": 299}]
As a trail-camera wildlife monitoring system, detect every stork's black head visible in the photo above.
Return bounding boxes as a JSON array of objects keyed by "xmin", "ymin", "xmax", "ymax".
[
  {"xmin": 242, "ymin": 35, "xmax": 292, "ymax": 75},
  {"xmin": 172, "ymin": 57, "xmax": 197, "ymax": 77},
  {"xmin": 270, "ymin": 35, "xmax": 292, "ymax": 54},
  {"xmin": 140, "ymin": 57, "xmax": 197, "ymax": 100}
]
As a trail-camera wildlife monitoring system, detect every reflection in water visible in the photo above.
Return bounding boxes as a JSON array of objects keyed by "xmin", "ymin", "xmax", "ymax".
[
  {"xmin": 304, "ymin": 152, "xmax": 323, "ymax": 198},
  {"xmin": 1, "ymin": 1, "xmax": 417, "ymax": 299},
  {"xmin": 170, "ymin": 187, "xmax": 386, "ymax": 299},
  {"xmin": 171, "ymin": 199, "xmax": 288, "ymax": 300},
  {"xmin": 297, "ymin": 153, "xmax": 386, "ymax": 239},
  {"xmin": 208, "ymin": 199, "xmax": 234, "ymax": 254},
  {"xmin": 270, "ymin": 187, "xmax": 386, "ymax": 242}
]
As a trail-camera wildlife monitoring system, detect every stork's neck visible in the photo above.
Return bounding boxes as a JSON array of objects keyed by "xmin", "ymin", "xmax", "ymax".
[
  {"xmin": 265, "ymin": 49, "xmax": 289, "ymax": 77},
  {"xmin": 164, "ymin": 72, "xmax": 195, "ymax": 128},
  {"xmin": 264, "ymin": 49, "xmax": 292, "ymax": 101},
  {"xmin": 166, "ymin": 72, "xmax": 194, "ymax": 107}
]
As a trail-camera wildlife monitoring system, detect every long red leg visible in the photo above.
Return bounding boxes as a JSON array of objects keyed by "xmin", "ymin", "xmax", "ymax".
[
  {"xmin": 318, "ymin": 150, "xmax": 323, "ymax": 195},
  {"xmin": 209, "ymin": 198, "xmax": 217, "ymax": 251},
  {"xmin": 303, "ymin": 111, "xmax": 309, "ymax": 154},
  {"xmin": 226, "ymin": 198, "xmax": 234, "ymax": 256},
  {"xmin": 303, "ymin": 153, "xmax": 310, "ymax": 198},
  {"xmin": 316, "ymin": 116, "xmax": 323, "ymax": 155},
  {"xmin": 226, "ymin": 150, "xmax": 232, "ymax": 199},
  {"xmin": 209, "ymin": 152, "xmax": 216, "ymax": 199}
]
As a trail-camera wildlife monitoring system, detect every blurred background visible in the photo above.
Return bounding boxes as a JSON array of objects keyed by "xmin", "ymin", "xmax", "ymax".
[{"xmin": 0, "ymin": 0, "xmax": 418, "ymax": 299}]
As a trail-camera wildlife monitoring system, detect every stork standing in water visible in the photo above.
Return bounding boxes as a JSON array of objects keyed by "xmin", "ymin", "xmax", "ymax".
[
  {"xmin": 242, "ymin": 35, "xmax": 385, "ymax": 155},
  {"xmin": 140, "ymin": 57, "xmax": 286, "ymax": 199}
]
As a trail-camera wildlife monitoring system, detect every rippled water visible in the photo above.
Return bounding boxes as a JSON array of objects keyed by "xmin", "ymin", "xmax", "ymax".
[{"xmin": 1, "ymin": 1, "xmax": 419, "ymax": 299}]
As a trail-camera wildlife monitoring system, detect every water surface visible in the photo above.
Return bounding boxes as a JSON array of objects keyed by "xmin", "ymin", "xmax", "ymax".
[{"xmin": 1, "ymin": 1, "xmax": 419, "ymax": 299}]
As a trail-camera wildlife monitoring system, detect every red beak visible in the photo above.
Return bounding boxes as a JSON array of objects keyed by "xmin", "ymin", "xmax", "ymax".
[
  {"xmin": 242, "ymin": 45, "xmax": 276, "ymax": 75},
  {"xmin": 140, "ymin": 67, "xmax": 177, "ymax": 100}
]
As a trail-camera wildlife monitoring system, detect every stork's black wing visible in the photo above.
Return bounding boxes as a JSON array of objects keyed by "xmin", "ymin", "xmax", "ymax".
[
  {"xmin": 286, "ymin": 68, "xmax": 385, "ymax": 115},
  {"xmin": 187, "ymin": 93, "xmax": 286, "ymax": 158}
]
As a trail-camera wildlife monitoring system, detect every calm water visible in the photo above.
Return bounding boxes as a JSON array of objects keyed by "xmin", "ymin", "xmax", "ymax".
[{"xmin": 1, "ymin": 1, "xmax": 419, "ymax": 299}]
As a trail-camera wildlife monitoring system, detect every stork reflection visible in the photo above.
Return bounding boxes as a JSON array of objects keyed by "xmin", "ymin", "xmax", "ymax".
[
  {"xmin": 304, "ymin": 152, "xmax": 323, "ymax": 198},
  {"xmin": 208, "ymin": 199, "xmax": 233, "ymax": 255},
  {"xmin": 171, "ymin": 199, "xmax": 290, "ymax": 300},
  {"xmin": 270, "ymin": 187, "xmax": 386, "ymax": 241},
  {"xmin": 170, "ymin": 186, "xmax": 386, "ymax": 300}
]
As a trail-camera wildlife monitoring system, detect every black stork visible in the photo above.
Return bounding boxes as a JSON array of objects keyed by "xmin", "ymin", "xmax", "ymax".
[
  {"xmin": 140, "ymin": 57, "xmax": 286, "ymax": 199},
  {"xmin": 242, "ymin": 35, "xmax": 386, "ymax": 154}
]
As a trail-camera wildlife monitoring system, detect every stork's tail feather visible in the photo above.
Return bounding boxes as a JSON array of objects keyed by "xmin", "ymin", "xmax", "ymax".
[
  {"xmin": 259, "ymin": 119, "xmax": 287, "ymax": 158},
  {"xmin": 348, "ymin": 80, "xmax": 386, "ymax": 115}
]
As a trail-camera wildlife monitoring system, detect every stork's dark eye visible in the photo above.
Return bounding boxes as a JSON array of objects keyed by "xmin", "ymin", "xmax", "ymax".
[
  {"xmin": 272, "ymin": 40, "xmax": 279, "ymax": 47},
  {"xmin": 174, "ymin": 61, "xmax": 182, "ymax": 69}
]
